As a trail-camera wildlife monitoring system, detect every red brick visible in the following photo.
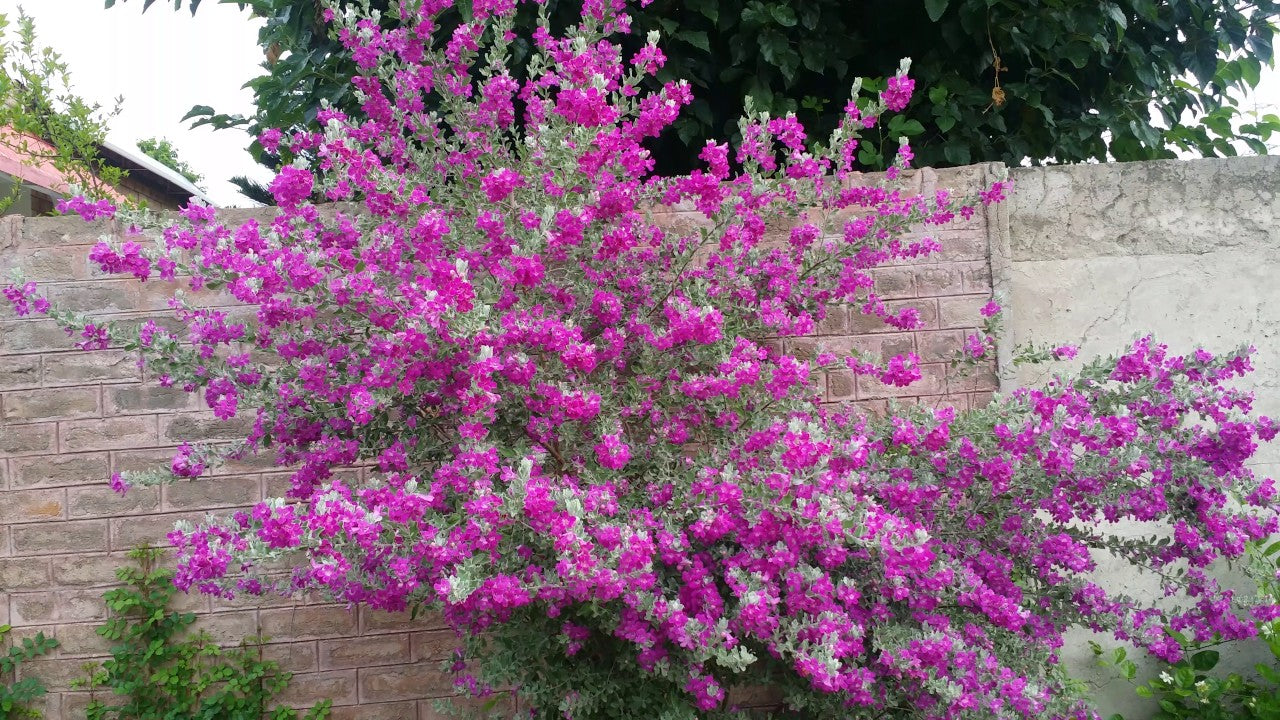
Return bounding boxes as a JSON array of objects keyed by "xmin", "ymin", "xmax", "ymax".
[
  {"xmin": 914, "ymin": 264, "xmax": 965, "ymax": 296},
  {"xmin": 935, "ymin": 230, "xmax": 990, "ymax": 261},
  {"xmin": 362, "ymin": 607, "xmax": 448, "ymax": 634},
  {"xmin": 814, "ymin": 304, "xmax": 848, "ymax": 335},
  {"xmin": 420, "ymin": 694, "xmax": 515, "ymax": 720},
  {"xmin": 917, "ymin": 330, "xmax": 965, "ymax": 363},
  {"xmin": 947, "ymin": 364, "xmax": 999, "ymax": 393},
  {"xmin": 849, "ymin": 299, "xmax": 938, "ymax": 334},
  {"xmin": 827, "ymin": 371, "xmax": 856, "ymax": 402},
  {"xmin": 727, "ymin": 685, "xmax": 784, "ymax": 708},
  {"xmin": 971, "ymin": 391, "xmax": 996, "ymax": 407},
  {"xmin": 410, "ymin": 630, "xmax": 459, "ymax": 663},
  {"xmin": 959, "ymin": 260, "xmax": 993, "ymax": 293}
]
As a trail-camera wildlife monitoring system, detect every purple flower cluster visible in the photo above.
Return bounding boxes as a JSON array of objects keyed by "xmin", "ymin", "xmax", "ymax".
[{"xmin": 6, "ymin": 2, "xmax": 1277, "ymax": 718}]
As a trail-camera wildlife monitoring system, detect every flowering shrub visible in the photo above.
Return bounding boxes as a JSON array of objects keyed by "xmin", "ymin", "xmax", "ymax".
[
  {"xmin": 6, "ymin": 1, "xmax": 1279, "ymax": 718},
  {"xmin": 1097, "ymin": 541, "xmax": 1280, "ymax": 720}
]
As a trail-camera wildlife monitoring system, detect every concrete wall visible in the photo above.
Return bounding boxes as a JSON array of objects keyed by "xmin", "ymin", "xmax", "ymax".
[
  {"xmin": 0, "ymin": 169, "xmax": 999, "ymax": 719},
  {"xmin": 997, "ymin": 155, "xmax": 1280, "ymax": 716}
]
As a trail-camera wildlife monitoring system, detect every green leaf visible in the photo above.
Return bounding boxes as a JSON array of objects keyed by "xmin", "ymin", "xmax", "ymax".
[
  {"xmin": 1190, "ymin": 650, "xmax": 1220, "ymax": 671},
  {"xmin": 943, "ymin": 143, "xmax": 971, "ymax": 164},
  {"xmin": 688, "ymin": 0, "xmax": 718, "ymax": 23},
  {"xmin": 925, "ymin": 0, "xmax": 950, "ymax": 22},
  {"xmin": 1103, "ymin": 3, "xmax": 1127, "ymax": 30},
  {"xmin": 770, "ymin": 4, "xmax": 797, "ymax": 27},
  {"xmin": 1136, "ymin": 685, "xmax": 1154, "ymax": 698},
  {"xmin": 677, "ymin": 30, "xmax": 710, "ymax": 53},
  {"xmin": 899, "ymin": 119, "xmax": 925, "ymax": 136}
]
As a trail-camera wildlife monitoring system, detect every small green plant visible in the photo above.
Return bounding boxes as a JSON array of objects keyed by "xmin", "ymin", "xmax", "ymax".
[
  {"xmin": 1096, "ymin": 540, "xmax": 1280, "ymax": 720},
  {"xmin": 75, "ymin": 546, "xmax": 331, "ymax": 720},
  {"xmin": 0, "ymin": 624, "xmax": 59, "ymax": 720}
]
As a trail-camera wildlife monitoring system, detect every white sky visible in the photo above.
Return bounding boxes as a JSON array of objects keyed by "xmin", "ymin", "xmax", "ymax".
[
  {"xmin": 1, "ymin": 0, "xmax": 1278, "ymax": 207},
  {"xmin": 1, "ymin": 0, "xmax": 270, "ymax": 206}
]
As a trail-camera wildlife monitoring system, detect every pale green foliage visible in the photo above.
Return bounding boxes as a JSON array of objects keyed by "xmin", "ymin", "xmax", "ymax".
[{"xmin": 0, "ymin": 9, "xmax": 125, "ymax": 214}]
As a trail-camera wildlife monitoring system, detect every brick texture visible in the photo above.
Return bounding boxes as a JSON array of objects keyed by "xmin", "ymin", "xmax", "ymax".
[{"xmin": 0, "ymin": 164, "xmax": 997, "ymax": 717}]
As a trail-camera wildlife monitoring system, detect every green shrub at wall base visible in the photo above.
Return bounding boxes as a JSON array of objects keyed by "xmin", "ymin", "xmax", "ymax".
[
  {"xmin": 74, "ymin": 546, "xmax": 332, "ymax": 720},
  {"xmin": 0, "ymin": 625, "xmax": 59, "ymax": 720},
  {"xmin": 1100, "ymin": 541, "xmax": 1280, "ymax": 720}
]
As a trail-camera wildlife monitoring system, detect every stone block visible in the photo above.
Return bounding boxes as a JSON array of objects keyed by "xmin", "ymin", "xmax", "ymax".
[
  {"xmin": 0, "ymin": 557, "xmax": 51, "ymax": 591},
  {"xmin": 67, "ymin": 484, "xmax": 160, "ymax": 519},
  {"xmin": 0, "ymin": 487, "xmax": 65, "ymax": 523},
  {"xmin": 937, "ymin": 294, "xmax": 990, "ymax": 330},
  {"xmin": 9, "ymin": 452, "xmax": 109, "ymax": 487},
  {"xmin": 105, "ymin": 384, "xmax": 200, "ymax": 415},
  {"xmin": 61, "ymin": 416, "xmax": 157, "ymax": 452},
  {"xmin": 272, "ymin": 670, "xmax": 359, "ymax": 707},
  {"xmin": 259, "ymin": 605, "xmax": 359, "ymax": 641},
  {"xmin": 1, "ymin": 387, "xmax": 99, "ymax": 422},
  {"xmin": 0, "ymin": 423, "xmax": 56, "ymax": 457},
  {"xmin": 359, "ymin": 663, "xmax": 454, "ymax": 703},
  {"xmin": 43, "ymin": 351, "xmax": 138, "ymax": 385},
  {"xmin": 0, "ymin": 356, "xmax": 41, "ymax": 390},
  {"xmin": 11, "ymin": 519, "xmax": 108, "ymax": 555},
  {"xmin": 320, "ymin": 634, "xmax": 412, "ymax": 670},
  {"xmin": 162, "ymin": 474, "xmax": 260, "ymax": 511},
  {"xmin": 857, "ymin": 363, "xmax": 946, "ymax": 400}
]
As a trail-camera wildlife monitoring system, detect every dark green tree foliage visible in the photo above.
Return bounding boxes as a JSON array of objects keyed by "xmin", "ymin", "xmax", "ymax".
[
  {"xmin": 137, "ymin": 136, "xmax": 205, "ymax": 188},
  {"xmin": 111, "ymin": 0, "xmax": 1278, "ymax": 176}
]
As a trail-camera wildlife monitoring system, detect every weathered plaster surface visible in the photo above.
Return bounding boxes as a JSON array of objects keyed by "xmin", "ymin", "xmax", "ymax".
[{"xmin": 1000, "ymin": 156, "xmax": 1280, "ymax": 717}]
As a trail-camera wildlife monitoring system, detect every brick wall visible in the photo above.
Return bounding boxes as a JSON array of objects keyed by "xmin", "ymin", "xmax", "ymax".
[{"xmin": 0, "ymin": 164, "xmax": 999, "ymax": 719}]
